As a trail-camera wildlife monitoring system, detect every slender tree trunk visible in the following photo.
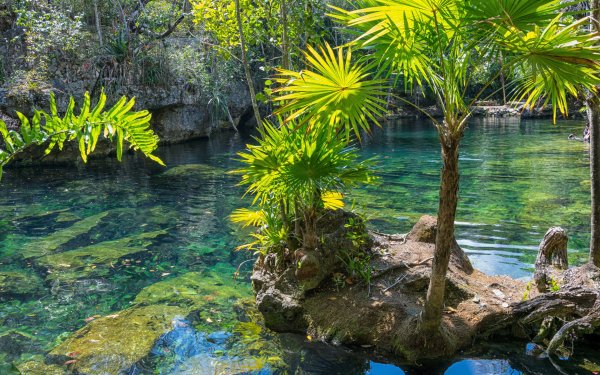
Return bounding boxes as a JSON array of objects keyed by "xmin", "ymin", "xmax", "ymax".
[
  {"xmin": 280, "ymin": 0, "xmax": 290, "ymax": 70},
  {"xmin": 589, "ymin": 97, "xmax": 600, "ymax": 266},
  {"xmin": 234, "ymin": 0, "xmax": 262, "ymax": 128},
  {"xmin": 589, "ymin": 0, "xmax": 600, "ymax": 267},
  {"xmin": 420, "ymin": 131, "xmax": 461, "ymax": 333},
  {"xmin": 303, "ymin": 207, "xmax": 319, "ymax": 251},
  {"xmin": 499, "ymin": 51, "xmax": 506, "ymax": 105},
  {"xmin": 93, "ymin": 0, "xmax": 103, "ymax": 47}
]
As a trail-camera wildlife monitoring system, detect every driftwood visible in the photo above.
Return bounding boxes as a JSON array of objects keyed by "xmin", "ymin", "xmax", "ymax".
[
  {"xmin": 534, "ymin": 227, "xmax": 568, "ymax": 292},
  {"xmin": 513, "ymin": 227, "xmax": 600, "ymax": 356}
]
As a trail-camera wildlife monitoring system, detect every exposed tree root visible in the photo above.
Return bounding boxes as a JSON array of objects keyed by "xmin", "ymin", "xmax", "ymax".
[{"xmin": 546, "ymin": 303, "xmax": 600, "ymax": 355}]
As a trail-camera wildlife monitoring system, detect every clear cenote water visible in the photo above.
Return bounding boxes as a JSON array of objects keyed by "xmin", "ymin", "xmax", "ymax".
[{"xmin": 0, "ymin": 118, "xmax": 597, "ymax": 374}]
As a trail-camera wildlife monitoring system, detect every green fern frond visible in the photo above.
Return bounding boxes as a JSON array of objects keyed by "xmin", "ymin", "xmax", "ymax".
[{"xmin": 0, "ymin": 90, "xmax": 164, "ymax": 179}]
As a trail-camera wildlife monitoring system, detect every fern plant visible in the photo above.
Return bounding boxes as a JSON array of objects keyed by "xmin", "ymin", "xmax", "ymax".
[{"xmin": 0, "ymin": 90, "xmax": 164, "ymax": 179}]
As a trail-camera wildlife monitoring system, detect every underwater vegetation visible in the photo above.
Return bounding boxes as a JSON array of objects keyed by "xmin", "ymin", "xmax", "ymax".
[{"xmin": 0, "ymin": 119, "xmax": 594, "ymax": 373}]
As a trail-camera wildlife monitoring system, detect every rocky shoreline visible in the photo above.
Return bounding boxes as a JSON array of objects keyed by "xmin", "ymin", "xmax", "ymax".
[{"xmin": 251, "ymin": 213, "xmax": 600, "ymax": 361}]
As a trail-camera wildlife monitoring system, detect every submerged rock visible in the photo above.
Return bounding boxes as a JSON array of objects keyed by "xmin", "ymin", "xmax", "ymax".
[
  {"xmin": 16, "ymin": 357, "xmax": 66, "ymax": 375},
  {"xmin": 35, "ymin": 230, "xmax": 167, "ymax": 282},
  {"xmin": 47, "ymin": 269, "xmax": 252, "ymax": 374},
  {"xmin": 0, "ymin": 270, "xmax": 44, "ymax": 298},
  {"xmin": 0, "ymin": 330, "xmax": 37, "ymax": 359},
  {"xmin": 145, "ymin": 317, "xmax": 241, "ymax": 373},
  {"xmin": 147, "ymin": 318, "xmax": 268, "ymax": 374},
  {"xmin": 21, "ymin": 211, "xmax": 110, "ymax": 259},
  {"xmin": 158, "ymin": 163, "xmax": 224, "ymax": 179},
  {"xmin": 134, "ymin": 268, "xmax": 249, "ymax": 308},
  {"xmin": 49, "ymin": 304, "xmax": 186, "ymax": 374},
  {"xmin": 172, "ymin": 353, "xmax": 268, "ymax": 375}
]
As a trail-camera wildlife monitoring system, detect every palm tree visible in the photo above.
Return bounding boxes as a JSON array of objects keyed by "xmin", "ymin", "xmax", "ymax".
[
  {"xmin": 588, "ymin": 0, "xmax": 600, "ymax": 267},
  {"xmin": 274, "ymin": 0, "xmax": 600, "ymax": 338}
]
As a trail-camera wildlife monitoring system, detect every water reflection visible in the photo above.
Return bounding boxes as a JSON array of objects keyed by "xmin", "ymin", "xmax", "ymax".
[{"xmin": 445, "ymin": 360, "xmax": 519, "ymax": 375}]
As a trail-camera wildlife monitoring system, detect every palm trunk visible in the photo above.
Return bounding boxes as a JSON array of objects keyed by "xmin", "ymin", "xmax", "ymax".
[
  {"xmin": 234, "ymin": 0, "xmax": 262, "ymax": 128},
  {"xmin": 499, "ymin": 51, "xmax": 506, "ymax": 105},
  {"xmin": 588, "ymin": 0, "xmax": 600, "ymax": 267},
  {"xmin": 421, "ymin": 133, "xmax": 460, "ymax": 332},
  {"xmin": 589, "ymin": 97, "xmax": 600, "ymax": 267}
]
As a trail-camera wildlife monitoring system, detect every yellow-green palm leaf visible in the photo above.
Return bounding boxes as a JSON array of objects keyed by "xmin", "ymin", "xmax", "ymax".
[
  {"xmin": 499, "ymin": 17, "xmax": 600, "ymax": 122},
  {"xmin": 274, "ymin": 44, "xmax": 387, "ymax": 137}
]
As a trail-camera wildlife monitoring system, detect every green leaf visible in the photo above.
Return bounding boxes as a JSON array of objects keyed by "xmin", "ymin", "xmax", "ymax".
[
  {"xmin": 274, "ymin": 44, "xmax": 387, "ymax": 137},
  {"xmin": 0, "ymin": 90, "xmax": 164, "ymax": 172},
  {"xmin": 116, "ymin": 127, "xmax": 123, "ymax": 161}
]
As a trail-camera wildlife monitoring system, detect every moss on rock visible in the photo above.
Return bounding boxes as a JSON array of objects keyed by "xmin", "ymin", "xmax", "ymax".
[
  {"xmin": 159, "ymin": 163, "xmax": 224, "ymax": 179},
  {"xmin": 134, "ymin": 268, "xmax": 249, "ymax": 308},
  {"xmin": 47, "ymin": 267, "xmax": 252, "ymax": 374},
  {"xmin": 49, "ymin": 304, "xmax": 184, "ymax": 375},
  {"xmin": 16, "ymin": 356, "xmax": 67, "ymax": 375}
]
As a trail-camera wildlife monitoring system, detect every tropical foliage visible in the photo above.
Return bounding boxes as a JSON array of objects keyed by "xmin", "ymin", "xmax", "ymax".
[
  {"xmin": 274, "ymin": 44, "xmax": 388, "ymax": 137},
  {"xmin": 0, "ymin": 90, "xmax": 164, "ymax": 179},
  {"xmin": 273, "ymin": 0, "xmax": 600, "ymax": 335},
  {"xmin": 231, "ymin": 120, "xmax": 377, "ymax": 255}
]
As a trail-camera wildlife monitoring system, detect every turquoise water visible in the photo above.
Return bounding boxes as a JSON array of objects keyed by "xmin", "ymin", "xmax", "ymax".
[
  {"xmin": 0, "ymin": 118, "xmax": 596, "ymax": 374},
  {"xmin": 360, "ymin": 118, "xmax": 590, "ymax": 278}
]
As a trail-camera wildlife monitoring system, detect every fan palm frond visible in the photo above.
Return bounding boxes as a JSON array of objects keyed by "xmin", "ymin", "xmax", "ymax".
[{"xmin": 274, "ymin": 44, "xmax": 387, "ymax": 137}]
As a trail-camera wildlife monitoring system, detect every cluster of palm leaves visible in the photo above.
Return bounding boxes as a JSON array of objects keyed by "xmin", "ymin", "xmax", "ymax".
[
  {"xmin": 232, "ymin": 118, "xmax": 378, "ymax": 255},
  {"xmin": 0, "ymin": 90, "xmax": 164, "ymax": 179}
]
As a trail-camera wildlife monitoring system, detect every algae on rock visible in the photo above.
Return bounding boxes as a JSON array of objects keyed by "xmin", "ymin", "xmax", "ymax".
[
  {"xmin": 49, "ymin": 304, "xmax": 185, "ymax": 375},
  {"xmin": 0, "ymin": 271, "xmax": 44, "ymax": 297},
  {"xmin": 22, "ymin": 211, "xmax": 110, "ymax": 259},
  {"xmin": 49, "ymin": 268, "xmax": 252, "ymax": 374},
  {"xmin": 135, "ymin": 265, "xmax": 252, "ymax": 331},
  {"xmin": 35, "ymin": 230, "xmax": 167, "ymax": 281},
  {"xmin": 16, "ymin": 355, "xmax": 66, "ymax": 375},
  {"xmin": 134, "ymin": 269, "xmax": 248, "ymax": 307},
  {"xmin": 158, "ymin": 163, "xmax": 224, "ymax": 179}
]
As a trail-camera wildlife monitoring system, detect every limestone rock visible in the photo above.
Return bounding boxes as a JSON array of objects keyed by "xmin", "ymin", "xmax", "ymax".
[
  {"xmin": 255, "ymin": 286, "xmax": 306, "ymax": 333},
  {"xmin": 407, "ymin": 215, "xmax": 438, "ymax": 243},
  {"xmin": 407, "ymin": 215, "xmax": 474, "ymax": 273},
  {"xmin": 16, "ymin": 356, "xmax": 66, "ymax": 375},
  {"xmin": 252, "ymin": 209, "xmax": 371, "ymax": 332},
  {"xmin": 295, "ymin": 251, "xmax": 322, "ymax": 291},
  {"xmin": 48, "ymin": 305, "xmax": 185, "ymax": 375}
]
